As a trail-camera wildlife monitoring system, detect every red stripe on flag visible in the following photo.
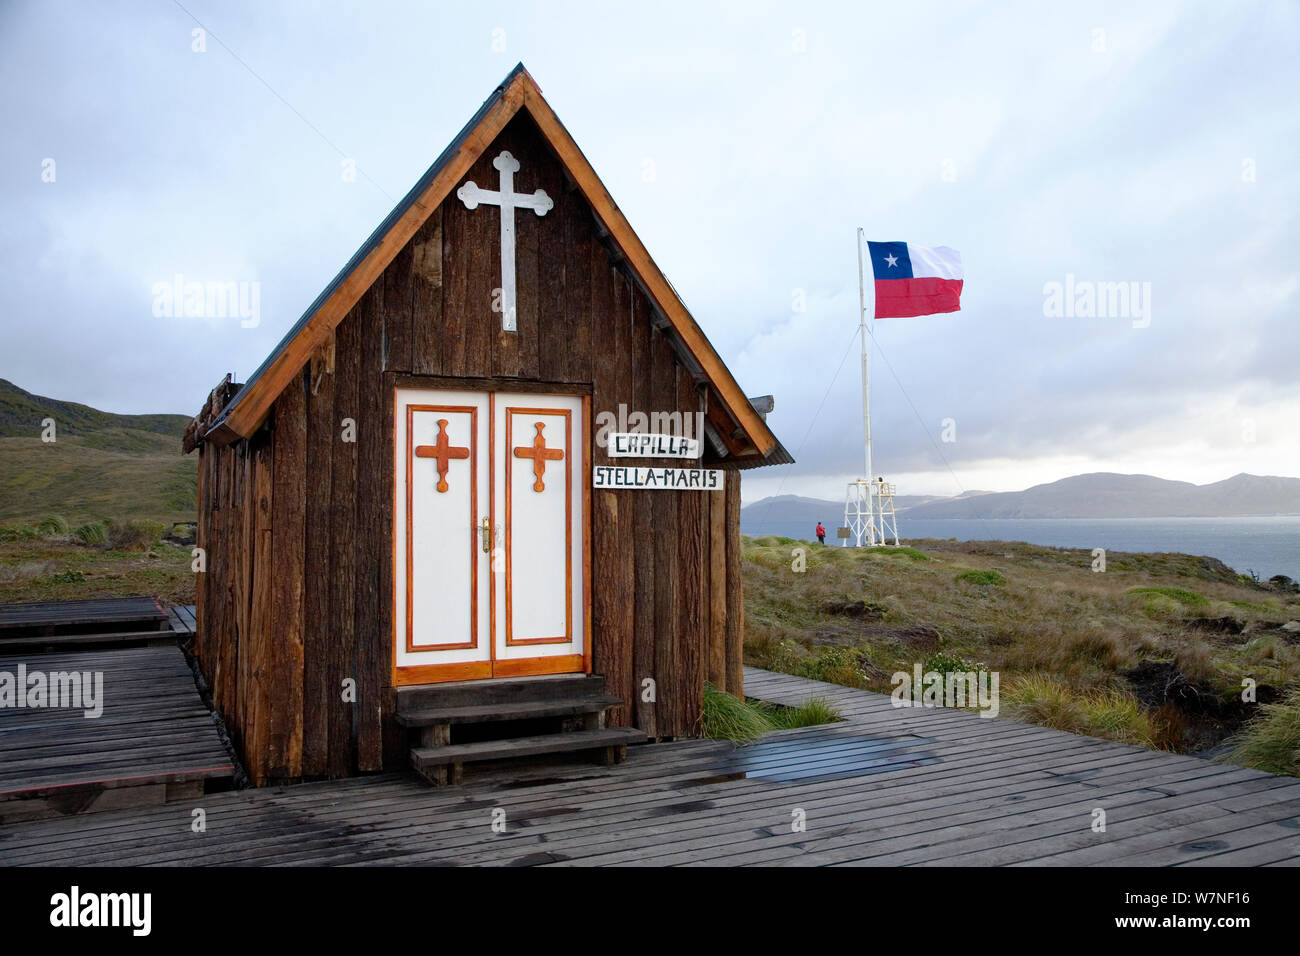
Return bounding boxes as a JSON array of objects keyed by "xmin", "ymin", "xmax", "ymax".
[{"xmin": 874, "ymin": 277, "xmax": 963, "ymax": 318}]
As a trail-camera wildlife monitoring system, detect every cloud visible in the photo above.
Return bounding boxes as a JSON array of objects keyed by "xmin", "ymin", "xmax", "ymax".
[{"xmin": 1, "ymin": 0, "xmax": 1296, "ymax": 503}]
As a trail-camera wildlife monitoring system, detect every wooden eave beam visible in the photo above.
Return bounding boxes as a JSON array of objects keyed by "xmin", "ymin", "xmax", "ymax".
[{"xmin": 705, "ymin": 396, "xmax": 747, "ymax": 458}]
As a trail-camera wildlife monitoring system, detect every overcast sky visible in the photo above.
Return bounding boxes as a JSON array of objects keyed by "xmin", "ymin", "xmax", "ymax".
[{"xmin": 4, "ymin": 0, "xmax": 1297, "ymax": 502}]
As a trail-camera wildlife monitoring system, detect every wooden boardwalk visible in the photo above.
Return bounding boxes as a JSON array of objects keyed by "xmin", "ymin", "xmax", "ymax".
[
  {"xmin": 0, "ymin": 597, "xmax": 178, "ymax": 654},
  {"xmin": 166, "ymin": 604, "xmax": 197, "ymax": 636},
  {"xmin": 0, "ymin": 596, "xmax": 169, "ymax": 637},
  {"xmin": 1, "ymin": 667, "xmax": 1298, "ymax": 865},
  {"xmin": 0, "ymin": 645, "xmax": 236, "ymax": 824}
]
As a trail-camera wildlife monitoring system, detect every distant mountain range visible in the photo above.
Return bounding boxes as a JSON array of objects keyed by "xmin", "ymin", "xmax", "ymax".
[
  {"xmin": 741, "ymin": 490, "xmax": 990, "ymax": 529},
  {"xmin": 0, "ymin": 379, "xmax": 195, "ymax": 523},
  {"xmin": 4, "ymin": 375, "xmax": 1297, "ymax": 529},
  {"xmin": 743, "ymin": 472, "xmax": 1300, "ymax": 528}
]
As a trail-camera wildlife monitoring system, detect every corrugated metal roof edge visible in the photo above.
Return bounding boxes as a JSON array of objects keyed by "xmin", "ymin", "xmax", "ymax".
[{"xmin": 730, "ymin": 435, "xmax": 795, "ymax": 470}]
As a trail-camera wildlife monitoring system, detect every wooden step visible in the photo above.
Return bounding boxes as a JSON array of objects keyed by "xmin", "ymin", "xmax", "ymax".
[
  {"xmin": 0, "ymin": 597, "xmax": 169, "ymax": 638},
  {"xmin": 411, "ymin": 726, "xmax": 644, "ymax": 770},
  {"xmin": 396, "ymin": 673, "xmax": 607, "ymax": 711},
  {"xmin": 395, "ymin": 695, "xmax": 622, "ymax": 728},
  {"xmin": 0, "ymin": 630, "xmax": 180, "ymax": 655}
]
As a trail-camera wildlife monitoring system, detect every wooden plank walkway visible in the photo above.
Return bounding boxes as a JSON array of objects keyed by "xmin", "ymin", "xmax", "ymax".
[
  {"xmin": 0, "ymin": 597, "xmax": 169, "ymax": 638},
  {"xmin": 165, "ymin": 604, "xmax": 197, "ymax": 636},
  {"xmin": 0, "ymin": 667, "xmax": 1297, "ymax": 865},
  {"xmin": 0, "ymin": 597, "xmax": 180, "ymax": 654},
  {"xmin": 0, "ymin": 645, "xmax": 236, "ymax": 824}
]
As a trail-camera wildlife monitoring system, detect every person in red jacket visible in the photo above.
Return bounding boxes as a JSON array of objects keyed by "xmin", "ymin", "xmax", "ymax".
[{"xmin": 815, "ymin": 522, "xmax": 826, "ymax": 545}]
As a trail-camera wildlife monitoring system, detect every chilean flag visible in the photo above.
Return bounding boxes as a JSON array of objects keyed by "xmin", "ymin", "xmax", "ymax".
[{"xmin": 867, "ymin": 241, "xmax": 963, "ymax": 318}]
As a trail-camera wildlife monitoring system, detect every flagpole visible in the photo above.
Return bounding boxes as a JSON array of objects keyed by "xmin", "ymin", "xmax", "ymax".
[
  {"xmin": 856, "ymin": 228, "xmax": 872, "ymax": 484},
  {"xmin": 855, "ymin": 228, "xmax": 875, "ymax": 546}
]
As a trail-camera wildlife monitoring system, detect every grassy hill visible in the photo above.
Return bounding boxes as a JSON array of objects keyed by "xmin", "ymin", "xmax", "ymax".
[
  {"xmin": 0, "ymin": 379, "xmax": 196, "ymax": 524},
  {"xmin": 742, "ymin": 535, "xmax": 1300, "ymax": 772}
]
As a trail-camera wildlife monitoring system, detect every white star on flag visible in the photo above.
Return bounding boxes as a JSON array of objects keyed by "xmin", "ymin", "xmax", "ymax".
[{"xmin": 866, "ymin": 239, "xmax": 963, "ymax": 318}]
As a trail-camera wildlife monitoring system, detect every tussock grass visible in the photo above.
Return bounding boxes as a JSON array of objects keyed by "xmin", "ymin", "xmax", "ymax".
[
  {"xmin": 700, "ymin": 683, "xmax": 841, "ymax": 743},
  {"xmin": 35, "ymin": 514, "xmax": 69, "ymax": 536},
  {"xmin": 770, "ymin": 697, "xmax": 841, "ymax": 730},
  {"xmin": 73, "ymin": 522, "xmax": 107, "ymax": 545},
  {"xmin": 700, "ymin": 684, "xmax": 772, "ymax": 743},
  {"xmin": 1220, "ymin": 689, "xmax": 1300, "ymax": 777},
  {"xmin": 1002, "ymin": 673, "xmax": 1156, "ymax": 747},
  {"xmin": 104, "ymin": 518, "xmax": 165, "ymax": 552}
]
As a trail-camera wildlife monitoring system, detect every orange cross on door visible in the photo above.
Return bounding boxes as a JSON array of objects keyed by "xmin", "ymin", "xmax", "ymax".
[
  {"xmin": 415, "ymin": 419, "xmax": 470, "ymax": 493},
  {"xmin": 513, "ymin": 421, "xmax": 564, "ymax": 492}
]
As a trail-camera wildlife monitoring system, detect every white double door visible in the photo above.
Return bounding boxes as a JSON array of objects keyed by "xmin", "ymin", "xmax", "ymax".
[{"xmin": 393, "ymin": 387, "xmax": 587, "ymax": 685}]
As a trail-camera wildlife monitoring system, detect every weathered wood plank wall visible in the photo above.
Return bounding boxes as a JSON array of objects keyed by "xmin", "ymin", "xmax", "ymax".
[{"xmin": 194, "ymin": 111, "xmax": 749, "ymax": 783}]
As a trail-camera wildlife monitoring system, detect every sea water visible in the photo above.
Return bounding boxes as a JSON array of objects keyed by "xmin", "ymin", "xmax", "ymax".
[{"xmin": 740, "ymin": 515, "xmax": 1300, "ymax": 581}]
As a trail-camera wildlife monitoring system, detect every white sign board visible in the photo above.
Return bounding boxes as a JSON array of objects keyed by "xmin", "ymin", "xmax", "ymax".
[
  {"xmin": 606, "ymin": 432, "xmax": 701, "ymax": 459},
  {"xmin": 593, "ymin": 466, "xmax": 723, "ymax": 491}
]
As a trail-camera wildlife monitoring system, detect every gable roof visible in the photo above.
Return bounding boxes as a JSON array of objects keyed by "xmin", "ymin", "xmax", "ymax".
[{"xmin": 204, "ymin": 64, "xmax": 787, "ymax": 467}]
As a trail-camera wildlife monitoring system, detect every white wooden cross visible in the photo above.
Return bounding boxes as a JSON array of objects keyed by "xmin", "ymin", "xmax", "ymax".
[{"xmin": 456, "ymin": 150, "xmax": 553, "ymax": 332}]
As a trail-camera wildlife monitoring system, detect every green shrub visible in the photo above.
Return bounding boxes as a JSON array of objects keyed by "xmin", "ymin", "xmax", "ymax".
[
  {"xmin": 1229, "ymin": 600, "xmax": 1276, "ymax": 613},
  {"xmin": 47, "ymin": 570, "xmax": 85, "ymax": 584},
  {"xmin": 1136, "ymin": 593, "xmax": 1184, "ymax": 619},
  {"xmin": 956, "ymin": 569, "xmax": 1004, "ymax": 586},
  {"xmin": 923, "ymin": 650, "xmax": 985, "ymax": 676},
  {"xmin": 73, "ymin": 522, "xmax": 107, "ymax": 545},
  {"xmin": 35, "ymin": 514, "xmax": 70, "ymax": 536},
  {"xmin": 797, "ymin": 646, "xmax": 873, "ymax": 687},
  {"xmin": 745, "ymin": 634, "xmax": 803, "ymax": 673},
  {"xmin": 1127, "ymin": 586, "xmax": 1208, "ymax": 607}
]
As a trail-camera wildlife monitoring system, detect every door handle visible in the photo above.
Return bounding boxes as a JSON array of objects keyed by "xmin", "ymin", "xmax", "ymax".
[{"xmin": 481, "ymin": 517, "xmax": 491, "ymax": 554}]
